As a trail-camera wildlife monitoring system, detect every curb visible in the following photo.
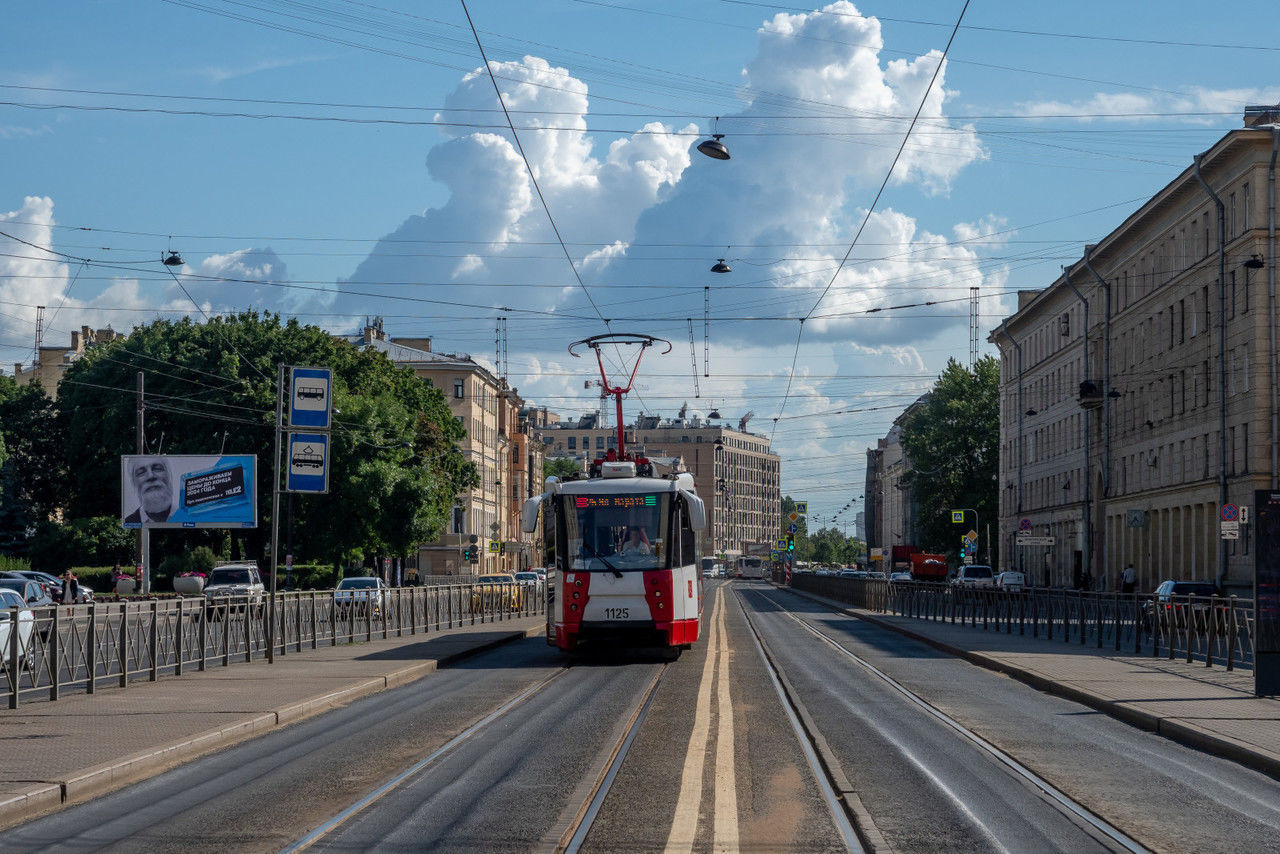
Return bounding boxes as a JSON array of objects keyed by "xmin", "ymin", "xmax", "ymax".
[
  {"xmin": 0, "ymin": 624, "xmax": 543, "ymax": 830},
  {"xmin": 784, "ymin": 587, "xmax": 1280, "ymax": 783}
]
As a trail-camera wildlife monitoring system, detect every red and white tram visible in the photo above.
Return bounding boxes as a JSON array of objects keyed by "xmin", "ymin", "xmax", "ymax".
[
  {"xmin": 520, "ymin": 333, "xmax": 706, "ymax": 653},
  {"xmin": 523, "ymin": 459, "xmax": 706, "ymax": 651}
]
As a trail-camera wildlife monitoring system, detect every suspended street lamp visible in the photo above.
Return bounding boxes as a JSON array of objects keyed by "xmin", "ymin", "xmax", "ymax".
[{"xmin": 697, "ymin": 116, "xmax": 730, "ymax": 160}]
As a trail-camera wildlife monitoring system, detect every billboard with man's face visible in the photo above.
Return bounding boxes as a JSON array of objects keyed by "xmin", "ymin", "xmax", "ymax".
[{"xmin": 121, "ymin": 455, "xmax": 257, "ymax": 528}]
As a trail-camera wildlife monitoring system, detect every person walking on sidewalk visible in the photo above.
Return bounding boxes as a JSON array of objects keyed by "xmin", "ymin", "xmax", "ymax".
[
  {"xmin": 60, "ymin": 570, "xmax": 80, "ymax": 605},
  {"xmin": 1121, "ymin": 563, "xmax": 1137, "ymax": 594}
]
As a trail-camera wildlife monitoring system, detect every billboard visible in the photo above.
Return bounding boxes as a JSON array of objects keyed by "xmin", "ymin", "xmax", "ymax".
[{"xmin": 121, "ymin": 455, "xmax": 257, "ymax": 529}]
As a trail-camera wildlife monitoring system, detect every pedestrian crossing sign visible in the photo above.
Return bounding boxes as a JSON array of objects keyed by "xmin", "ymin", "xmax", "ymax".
[{"xmin": 951, "ymin": 510, "xmax": 964, "ymax": 523}]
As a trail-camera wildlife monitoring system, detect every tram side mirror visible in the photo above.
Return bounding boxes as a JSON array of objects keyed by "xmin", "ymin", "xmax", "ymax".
[
  {"xmin": 521, "ymin": 496, "xmax": 543, "ymax": 534},
  {"xmin": 681, "ymin": 491, "xmax": 707, "ymax": 531}
]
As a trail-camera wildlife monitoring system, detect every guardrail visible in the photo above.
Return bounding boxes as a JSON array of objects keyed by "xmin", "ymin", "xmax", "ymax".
[
  {"xmin": 2, "ymin": 581, "xmax": 545, "ymax": 709},
  {"xmin": 789, "ymin": 575, "xmax": 1255, "ymax": 671}
]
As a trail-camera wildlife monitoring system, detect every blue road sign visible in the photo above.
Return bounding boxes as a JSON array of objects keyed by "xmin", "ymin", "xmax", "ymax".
[
  {"xmin": 290, "ymin": 367, "xmax": 333, "ymax": 429},
  {"xmin": 287, "ymin": 432, "xmax": 329, "ymax": 493},
  {"xmin": 787, "ymin": 522, "xmax": 798, "ymax": 534}
]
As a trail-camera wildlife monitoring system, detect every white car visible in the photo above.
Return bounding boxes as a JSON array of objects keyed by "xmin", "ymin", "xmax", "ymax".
[
  {"xmin": 513, "ymin": 571, "xmax": 541, "ymax": 588},
  {"xmin": 334, "ymin": 577, "xmax": 387, "ymax": 616},
  {"xmin": 0, "ymin": 588, "xmax": 36, "ymax": 671},
  {"xmin": 995, "ymin": 571, "xmax": 1026, "ymax": 592},
  {"xmin": 889, "ymin": 572, "xmax": 913, "ymax": 582},
  {"xmin": 203, "ymin": 564, "xmax": 266, "ymax": 615},
  {"xmin": 953, "ymin": 564, "xmax": 996, "ymax": 589}
]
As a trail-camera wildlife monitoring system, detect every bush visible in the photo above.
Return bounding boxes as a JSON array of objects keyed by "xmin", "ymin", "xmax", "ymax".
[
  {"xmin": 188, "ymin": 546, "xmax": 216, "ymax": 574},
  {"xmin": 27, "ymin": 516, "xmax": 134, "ymax": 573},
  {"xmin": 0, "ymin": 554, "xmax": 31, "ymax": 574}
]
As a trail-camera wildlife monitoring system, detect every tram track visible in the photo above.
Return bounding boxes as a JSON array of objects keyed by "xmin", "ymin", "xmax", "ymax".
[
  {"xmin": 744, "ymin": 584, "xmax": 1150, "ymax": 854},
  {"xmin": 280, "ymin": 646, "xmax": 677, "ymax": 854}
]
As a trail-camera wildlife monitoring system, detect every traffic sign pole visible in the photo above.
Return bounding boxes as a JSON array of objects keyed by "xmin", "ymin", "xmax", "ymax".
[{"xmin": 268, "ymin": 363, "xmax": 284, "ymax": 664}]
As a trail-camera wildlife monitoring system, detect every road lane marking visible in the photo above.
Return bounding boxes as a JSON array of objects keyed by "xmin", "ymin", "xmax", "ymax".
[
  {"xmin": 712, "ymin": 593, "xmax": 739, "ymax": 853},
  {"xmin": 664, "ymin": 587, "xmax": 720, "ymax": 853}
]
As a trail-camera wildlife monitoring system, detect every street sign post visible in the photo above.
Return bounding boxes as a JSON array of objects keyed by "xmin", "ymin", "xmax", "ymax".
[
  {"xmin": 1019, "ymin": 518, "xmax": 1032, "ymax": 531},
  {"xmin": 1221, "ymin": 521, "xmax": 1240, "ymax": 539},
  {"xmin": 289, "ymin": 367, "xmax": 333, "ymax": 429},
  {"xmin": 286, "ymin": 433, "xmax": 330, "ymax": 493},
  {"xmin": 1015, "ymin": 536, "xmax": 1056, "ymax": 546},
  {"xmin": 787, "ymin": 522, "xmax": 798, "ymax": 534},
  {"xmin": 951, "ymin": 510, "xmax": 965, "ymax": 524},
  {"xmin": 795, "ymin": 502, "xmax": 807, "ymax": 514},
  {"xmin": 1221, "ymin": 503, "xmax": 1240, "ymax": 522}
]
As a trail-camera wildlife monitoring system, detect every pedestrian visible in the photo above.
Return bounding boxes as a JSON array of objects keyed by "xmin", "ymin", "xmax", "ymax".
[
  {"xmin": 60, "ymin": 569, "xmax": 80, "ymax": 605},
  {"xmin": 1121, "ymin": 562, "xmax": 1136, "ymax": 594}
]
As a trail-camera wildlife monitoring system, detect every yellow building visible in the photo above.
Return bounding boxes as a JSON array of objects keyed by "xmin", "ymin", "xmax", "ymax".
[{"xmin": 346, "ymin": 320, "xmax": 546, "ymax": 576}]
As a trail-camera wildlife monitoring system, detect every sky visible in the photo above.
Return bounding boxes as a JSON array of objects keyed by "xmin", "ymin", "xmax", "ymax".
[{"xmin": 3, "ymin": 0, "xmax": 1279, "ymax": 531}]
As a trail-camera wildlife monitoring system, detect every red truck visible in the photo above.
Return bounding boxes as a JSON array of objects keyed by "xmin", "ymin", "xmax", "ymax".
[{"xmin": 909, "ymin": 553, "xmax": 949, "ymax": 582}]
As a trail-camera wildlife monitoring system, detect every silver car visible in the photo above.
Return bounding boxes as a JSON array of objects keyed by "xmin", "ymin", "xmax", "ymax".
[{"xmin": 0, "ymin": 588, "xmax": 36, "ymax": 672}]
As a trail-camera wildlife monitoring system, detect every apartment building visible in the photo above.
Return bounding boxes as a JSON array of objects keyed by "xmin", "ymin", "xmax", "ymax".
[
  {"xmin": 990, "ymin": 109, "xmax": 1279, "ymax": 594},
  {"xmin": 345, "ymin": 320, "xmax": 546, "ymax": 576},
  {"xmin": 543, "ymin": 409, "xmax": 781, "ymax": 560},
  {"xmin": 12, "ymin": 326, "xmax": 124, "ymax": 397},
  {"xmin": 865, "ymin": 395, "xmax": 930, "ymax": 563}
]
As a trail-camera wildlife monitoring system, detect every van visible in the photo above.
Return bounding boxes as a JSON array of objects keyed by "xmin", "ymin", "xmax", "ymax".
[{"xmin": 953, "ymin": 564, "xmax": 995, "ymax": 589}]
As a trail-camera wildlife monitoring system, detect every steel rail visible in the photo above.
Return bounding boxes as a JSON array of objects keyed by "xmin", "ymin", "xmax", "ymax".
[
  {"xmin": 756, "ymin": 586, "xmax": 1149, "ymax": 854},
  {"xmin": 556, "ymin": 662, "xmax": 668, "ymax": 853},
  {"xmin": 280, "ymin": 666, "xmax": 570, "ymax": 853},
  {"xmin": 733, "ymin": 589, "xmax": 868, "ymax": 853}
]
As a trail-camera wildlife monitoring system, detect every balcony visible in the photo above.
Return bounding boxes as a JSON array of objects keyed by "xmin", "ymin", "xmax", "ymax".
[{"xmin": 1078, "ymin": 380, "xmax": 1103, "ymax": 409}]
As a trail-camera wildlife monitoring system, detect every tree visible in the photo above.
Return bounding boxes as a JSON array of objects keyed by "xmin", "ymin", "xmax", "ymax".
[
  {"xmin": 545, "ymin": 456, "xmax": 583, "ymax": 479},
  {"xmin": 899, "ymin": 356, "xmax": 1000, "ymax": 565},
  {"xmin": 55, "ymin": 312, "xmax": 477, "ymax": 569},
  {"xmin": 0, "ymin": 376, "xmax": 64, "ymax": 554}
]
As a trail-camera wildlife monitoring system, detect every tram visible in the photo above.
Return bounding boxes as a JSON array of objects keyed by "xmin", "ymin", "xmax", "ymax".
[{"xmin": 521, "ymin": 334, "xmax": 706, "ymax": 653}]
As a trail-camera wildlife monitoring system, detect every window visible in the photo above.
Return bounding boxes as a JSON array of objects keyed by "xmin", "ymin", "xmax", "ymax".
[
  {"xmin": 454, "ymin": 379, "xmax": 465, "ymax": 399},
  {"xmin": 1178, "ymin": 299, "xmax": 1185, "ymax": 343},
  {"xmin": 1202, "ymin": 285, "xmax": 1210, "ymax": 334},
  {"xmin": 596, "ymin": 436, "xmax": 604, "ymax": 450},
  {"xmin": 452, "ymin": 505, "xmax": 465, "ymax": 535},
  {"xmin": 1229, "ymin": 271, "xmax": 1237, "ymax": 319},
  {"xmin": 568, "ymin": 437, "xmax": 576, "ymax": 450}
]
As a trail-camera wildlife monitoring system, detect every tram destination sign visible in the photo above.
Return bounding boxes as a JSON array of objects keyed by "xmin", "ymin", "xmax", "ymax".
[{"xmin": 573, "ymin": 495, "xmax": 658, "ymax": 509}]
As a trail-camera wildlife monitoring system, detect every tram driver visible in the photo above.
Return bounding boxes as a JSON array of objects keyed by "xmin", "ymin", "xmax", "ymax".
[{"xmin": 619, "ymin": 525, "xmax": 652, "ymax": 556}]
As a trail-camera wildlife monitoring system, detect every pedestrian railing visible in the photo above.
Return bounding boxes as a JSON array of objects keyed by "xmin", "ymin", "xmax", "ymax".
[
  {"xmin": 2, "ymin": 581, "xmax": 546, "ymax": 710},
  {"xmin": 789, "ymin": 575, "xmax": 1255, "ymax": 672}
]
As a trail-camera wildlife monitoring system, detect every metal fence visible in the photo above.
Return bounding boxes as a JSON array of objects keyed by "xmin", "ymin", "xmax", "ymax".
[
  {"xmin": 3, "ymin": 581, "xmax": 545, "ymax": 710},
  {"xmin": 790, "ymin": 575, "xmax": 1255, "ymax": 671}
]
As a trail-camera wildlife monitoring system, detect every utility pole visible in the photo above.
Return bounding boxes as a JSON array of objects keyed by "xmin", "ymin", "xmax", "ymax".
[{"xmin": 136, "ymin": 371, "xmax": 149, "ymax": 595}]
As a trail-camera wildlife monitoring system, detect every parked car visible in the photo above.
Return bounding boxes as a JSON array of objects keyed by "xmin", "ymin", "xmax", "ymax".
[
  {"xmin": 0, "ymin": 588, "xmax": 36, "ymax": 672},
  {"xmin": 471, "ymin": 574, "xmax": 522, "ymax": 612},
  {"xmin": 865, "ymin": 571, "xmax": 887, "ymax": 580},
  {"xmin": 995, "ymin": 571, "xmax": 1026, "ymax": 592},
  {"xmin": 1142, "ymin": 580, "xmax": 1219, "ymax": 632},
  {"xmin": 333, "ymin": 576, "xmax": 386, "ymax": 617},
  {"xmin": 202, "ymin": 564, "xmax": 265, "ymax": 618},
  {"xmin": 0, "ymin": 579, "xmax": 55, "ymax": 639},
  {"xmin": 12, "ymin": 570, "xmax": 94, "ymax": 604},
  {"xmin": 952, "ymin": 565, "xmax": 995, "ymax": 589},
  {"xmin": 888, "ymin": 571, "xmax": 913, "ymax": 582}
]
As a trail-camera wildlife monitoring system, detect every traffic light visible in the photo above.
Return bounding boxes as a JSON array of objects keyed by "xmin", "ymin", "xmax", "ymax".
[
  {"xmin": 465, "ymin": 546, "xmax": 479, "ymax": 562},
  {"xmin": 786, "ymin": 533, "xmax": 794, "ymax": 552}
]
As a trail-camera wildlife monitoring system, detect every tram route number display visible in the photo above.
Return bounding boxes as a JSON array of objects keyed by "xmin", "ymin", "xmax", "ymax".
[{"xmin": 574, "ymin": 495, "xmax": 658, "ymax": 509}]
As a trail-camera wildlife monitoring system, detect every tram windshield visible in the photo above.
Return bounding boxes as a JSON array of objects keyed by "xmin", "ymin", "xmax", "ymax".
[{"xmin": 561, "ymin": 493, "xmax": 670, "ymax": 572}]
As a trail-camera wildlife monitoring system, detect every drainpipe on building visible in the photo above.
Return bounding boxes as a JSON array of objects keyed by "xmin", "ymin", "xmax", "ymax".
[
  {"xmin": 1062, "ymin": 267, "xmax": 1092, "ymax": 586},
  {"xmin": 1267, "ymin": 126, "xmax": 1279, "ymax": 490},
  {"xmin": 1193, "ymin": 153, "xmax": 1229, "ymax": 590},
  {"xmin": 1083, "ymin": 246, "xmax": 1113, "ymax": 585}
]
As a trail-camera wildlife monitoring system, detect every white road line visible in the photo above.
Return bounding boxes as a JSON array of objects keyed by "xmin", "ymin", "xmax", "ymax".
[
  {"xmin": 664, "ymin": 587, "xmax": 720, "ymax": 853},
  {"xmin": 712, "ymin": 594, "xmax": 739, "ymax": 853}
]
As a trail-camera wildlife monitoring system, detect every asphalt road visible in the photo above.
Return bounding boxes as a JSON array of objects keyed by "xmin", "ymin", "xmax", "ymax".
[{"xmin": 5, "ymin": 579, "xmax": 1280, "ymax": 853}]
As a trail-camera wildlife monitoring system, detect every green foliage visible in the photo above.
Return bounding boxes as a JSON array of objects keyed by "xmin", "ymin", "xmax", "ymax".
[
  {"xmin": 545, "ymin": 456, "xmax": 583, "ymax": 479},
  {"xmin": 55, "ymin": 312, "xmax": 476, "ymax": 567},
  {"xmin": 0, "ymin": 375, "xmax": 65, "ymax": 554},
  {"xmin": 899, "ymin": 356, "xmax": 1000, "ymax": 564},
  {"xmin": 188, "ymin": 545, "xmax": 217, "ymax": 573},
  {"xmin": 26, "ymin": 516, "xmax": 135, "ymax": 573},
  {"xmin": 0, "ymin": 554, "xmax": 31, "ymax": 574}
]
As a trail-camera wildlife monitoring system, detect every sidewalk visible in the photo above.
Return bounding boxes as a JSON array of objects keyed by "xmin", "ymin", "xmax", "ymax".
[
  {"xmin": 0, "ymin": 616, "xmax": 544, "ymax": 829},
  {"xmin": 788, "ymin": 588, "xmax": 1280, "ymax": 781}
]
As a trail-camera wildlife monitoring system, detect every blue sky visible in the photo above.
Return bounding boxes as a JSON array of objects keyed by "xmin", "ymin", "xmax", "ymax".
[{"xmin": 3, "ymin": 0, "xmax": 1279, "ymax": 528}]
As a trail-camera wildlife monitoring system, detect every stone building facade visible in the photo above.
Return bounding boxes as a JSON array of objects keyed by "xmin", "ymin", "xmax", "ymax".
[
  {"xmin": 346, "ymin": 321, "xmax": 546, "ymax": 576},
  {"xmin": 990, "ymin": 112, "xmax": 1279, "ymax": 594}
]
